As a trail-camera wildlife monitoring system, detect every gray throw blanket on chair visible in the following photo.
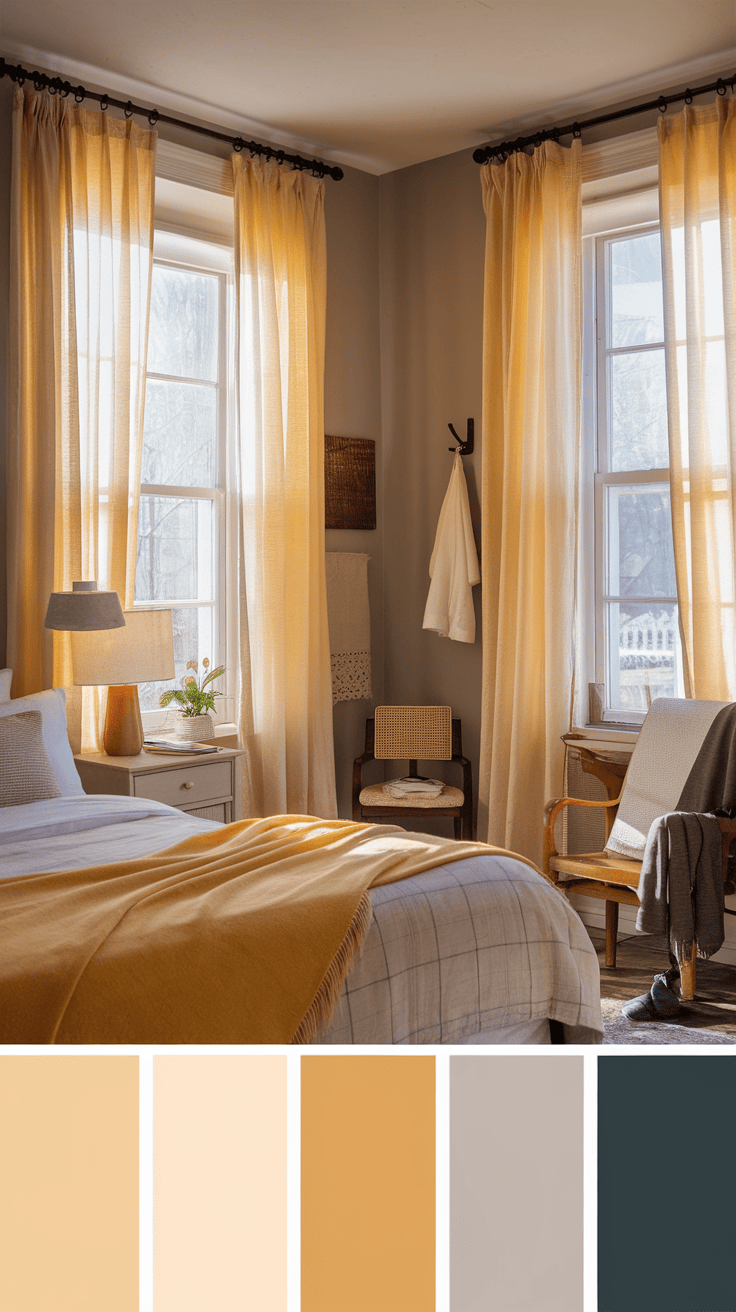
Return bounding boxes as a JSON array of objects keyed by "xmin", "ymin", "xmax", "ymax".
[
  {"xmin": 636, "ymin": 813, "xmax": 724, "ymax": 960},
  {"xmin": 636, "ymin": 703, "xmax": 736, "ymax": 960}
]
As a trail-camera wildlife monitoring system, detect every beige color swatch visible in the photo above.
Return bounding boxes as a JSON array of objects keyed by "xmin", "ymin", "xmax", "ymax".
[
  {"xmin": 451, "ymin": 1055, "xmax": 584, "ymax": 1311},
  {"xmin": 302, "ymin": 1055, "xmax": 435, "ymax": 1312},
  {"xmin": 0, "ymin": 1055, "xmax": 139, "ymax": 1312},
  {"xmin": 153, "ymin": 1055, "xmax": 287, "ymax": 1312}
]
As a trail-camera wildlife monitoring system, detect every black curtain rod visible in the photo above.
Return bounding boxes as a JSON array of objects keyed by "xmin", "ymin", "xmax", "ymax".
[
  {"xmin": 473, "ymin": 70, "xmax": 736, "ymax": 164},
  {"xmin": 0, "ymin": 56, "xmax": 344, "ymax": 181}
]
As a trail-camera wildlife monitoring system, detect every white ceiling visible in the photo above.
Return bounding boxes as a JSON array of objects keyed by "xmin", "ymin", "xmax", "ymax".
[{"xmin": 2, "ymin": 1, "xmax": 735, "ymax": 173}]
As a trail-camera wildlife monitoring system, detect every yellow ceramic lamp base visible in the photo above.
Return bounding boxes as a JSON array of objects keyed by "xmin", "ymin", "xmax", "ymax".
[{"xmin": 104, "ymin": 685, "xmax": 144, "ymax": 756}]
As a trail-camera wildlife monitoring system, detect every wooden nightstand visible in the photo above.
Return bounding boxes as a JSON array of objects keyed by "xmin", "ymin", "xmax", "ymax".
[{"xmin": 74, "ymin": 747, "xmax": 245, "ymax": 824}]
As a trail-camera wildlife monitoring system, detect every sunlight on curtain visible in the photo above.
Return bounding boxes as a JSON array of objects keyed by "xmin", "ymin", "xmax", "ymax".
[
  {"xmin": 478, "ymin": 142, "xmax": 582, "ymax": 865},
  {"xmin": 232, "ymin": 156, "xmax": 336, "ymax": 818},
  {"xmin": 659, "ymin": 96, "xmax": 736, "ymax": 700},
  {"xmin": 8, "ymin": 87, "xmax": 155, "ymax": 750}
]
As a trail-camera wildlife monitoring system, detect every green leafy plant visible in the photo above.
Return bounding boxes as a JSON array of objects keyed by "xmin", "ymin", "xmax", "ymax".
[{"xmin": 159, "ymin": 658, "xmax": 225, "ymax": 717}]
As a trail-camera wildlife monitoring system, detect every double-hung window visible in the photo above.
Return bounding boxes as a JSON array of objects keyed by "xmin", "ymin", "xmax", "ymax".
[
  {"xmin": 586, "ymin": 222, "xmax": 684, "ymax": 722},
  {"xmin": 134, "ymin": 231, "xmax": 233, "ymax": 723}
]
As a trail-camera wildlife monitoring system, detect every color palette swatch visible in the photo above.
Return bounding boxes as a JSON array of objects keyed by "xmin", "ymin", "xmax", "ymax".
[
  {"xmin": 153, "ymin": 1055, "xmax": 287, "ymax": 1312},
  {"xmin": 0, "ymin": 1055, "xmax": 139, "ymax": 1312},
  {"xmin": 598, "ymin": 1055, "xmax": 736, "ymax": 1312},
  {"xmin": 302, "ymin": 1055, "xmax": 436, "ymax": 1312},
  {"xmin": 451, "ymin": 1056, "xmax": 584, "ymax": 1312}
]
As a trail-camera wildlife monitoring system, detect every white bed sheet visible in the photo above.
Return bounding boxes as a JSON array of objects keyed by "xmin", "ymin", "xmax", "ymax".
[{"xmin": 1, "ymin": 797, "xmax": 603, "ymax": 1045}]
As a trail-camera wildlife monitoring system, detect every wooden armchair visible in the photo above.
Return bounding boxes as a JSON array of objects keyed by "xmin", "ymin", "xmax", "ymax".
[{"xmin": 544, "ymin": 698, "xmax": 736, "ymax": 1001}]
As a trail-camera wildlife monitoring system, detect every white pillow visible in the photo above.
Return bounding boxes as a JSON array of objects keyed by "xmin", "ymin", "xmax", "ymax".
[
  {"xmin": 0, "ymin": 688, "xmax": 84, "ymax": 796},
  {"xmin": 0, "ymin": 669, "xmax": 12, "ymax": 702}
]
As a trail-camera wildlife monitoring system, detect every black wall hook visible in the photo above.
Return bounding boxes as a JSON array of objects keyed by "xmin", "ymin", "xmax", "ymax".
[{"xmin": 448, "ymin": 418, "xmax": 474, "ymax": 455}]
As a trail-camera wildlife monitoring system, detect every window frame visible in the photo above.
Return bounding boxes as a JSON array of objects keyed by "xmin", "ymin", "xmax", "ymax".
[
  {"xmin": 135, "ymin": 239, "xmax": 233, "ymax": 732},
  {"xmin": 583, "ymin": 218, "xmax": 683, "ymax": 725}
]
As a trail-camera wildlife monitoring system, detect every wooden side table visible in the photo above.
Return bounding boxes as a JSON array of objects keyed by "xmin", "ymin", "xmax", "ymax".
[{"xmin": 74, "ymin": 746, "xmax": 245, "ymax": 824}]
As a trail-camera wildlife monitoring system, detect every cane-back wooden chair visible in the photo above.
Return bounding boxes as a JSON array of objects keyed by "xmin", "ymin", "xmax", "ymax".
[{"xmin": 353, "ymin": 705, "xmax": 473, "ymax": 840}]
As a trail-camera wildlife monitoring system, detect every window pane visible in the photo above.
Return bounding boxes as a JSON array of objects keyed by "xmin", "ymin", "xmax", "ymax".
[
  {"xmin": 608, "ymin": 348, "xmax": 669, "ymax": 471},
  {"xmin": 137, "ymin": 605, "xmax": 215, "ymax": 714},
  {"xmin": 135, "ymin": 496, "xmax": 214, "ymax": 603},
  {"xmin": 141, "ymin": 379, "xmax": 217, "ymax": 488},
  {"xmin": 606, "ymin": 484, "xmax": 677, "ymax": 598},
  {"xmin": 607, "ymin": 601, "xmax": 679, "ymax": 712},
  {"xmin": 609, "ymin": 232, "xmax": 664, "ymax": 347},
  {"xmin": 147, "ymin": 265, "xmax": 219, "ymax": 382}
]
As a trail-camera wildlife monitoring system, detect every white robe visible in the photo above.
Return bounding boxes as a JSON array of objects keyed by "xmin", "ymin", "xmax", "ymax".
[{"xmin": 422, "ymin": 452, "xmax": 480, "ymax": 643}]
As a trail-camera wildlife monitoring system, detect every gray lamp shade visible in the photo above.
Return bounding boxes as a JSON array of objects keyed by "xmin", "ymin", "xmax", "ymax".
[
  {"xmin": 44, "ymin": 580, "xmax": 126, "ymax": 632},
  {"xmin": 72, "ymin": 609, "xmax": 175, "ymax": 686}
]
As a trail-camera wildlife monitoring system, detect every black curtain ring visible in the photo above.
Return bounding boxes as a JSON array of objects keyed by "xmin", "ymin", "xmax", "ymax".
[
  {"xmin": 124, "ymin": 100, "xmax": 134, "ymax": 119},
  {"xmin": 716, "ymin": 78, "xmax": 727, "ymax": 96},
  {"xmin": 572, "ymin": 123, "xmax": 582, "ymax": 139},
  {"xmin": 232, "ymin": 137, "xmax": 244, "ymax": 153},
  {"xmin": 74, "ymin": 86, "xmax": 85, "ymax": 104},
  {"xmin": 99, "ymin": 94, "xmax": 109, "ymax": 112},
  {"xmin": 658, "ymin": 95, "xmax": 668, "ymax": 114},
  {"xmin": 684, "ymin": 88, "xmax": 693, "ymax": 105},
  {"xmin": 147, "ymin": 109, "xmax": 159, "ymax": 126}
]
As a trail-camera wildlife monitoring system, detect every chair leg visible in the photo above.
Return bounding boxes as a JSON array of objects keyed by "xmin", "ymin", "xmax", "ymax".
[
  {"xmin": 454, "ymin": 816, "xmax": 461, "ymax": 840},
  {"xmin": 678, "ymin": 943, "xmax": 697, "ymax": 1001},
  {"xmin": 605, "ymin": 900, "xmax": 619, "ymax": 968}
]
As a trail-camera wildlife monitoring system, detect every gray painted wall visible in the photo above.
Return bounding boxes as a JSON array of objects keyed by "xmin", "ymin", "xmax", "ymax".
[{"xmin": 378, "ymin": 148, "xmax": 485, "ymax": 832}]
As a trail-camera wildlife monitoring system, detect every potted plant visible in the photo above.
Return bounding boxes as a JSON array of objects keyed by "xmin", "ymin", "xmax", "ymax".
[{"xmin": 159, "ymin": 658, "xmax": 225, "ymax": 741}]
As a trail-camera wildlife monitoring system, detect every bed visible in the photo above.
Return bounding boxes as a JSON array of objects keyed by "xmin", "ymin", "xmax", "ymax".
[{"xmin": 0, "ymin": 685, "xmax": 603, "ymax": 1045}]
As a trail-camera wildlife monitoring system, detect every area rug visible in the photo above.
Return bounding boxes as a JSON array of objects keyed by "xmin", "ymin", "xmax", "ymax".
[{"xmin": 601, "ymin": 998, "xmax": 734, "ymax": 1045}]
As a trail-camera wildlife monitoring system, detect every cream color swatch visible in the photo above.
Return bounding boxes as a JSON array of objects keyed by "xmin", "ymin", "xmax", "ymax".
[
  {"xmin": 302, "ymin": 1055, "xmax": 435, "ymax": 1312},
  {"xmin": 153, "ymin": 1055, "xmax": 287, "ymax": 1312},
  {"xmin": 451, "ymin": 1055, "xmax": 584, "ymax": 1311},
  {"xmin": 0, "ymin": 1055, "xmax": 139, "ymax": 1312}
]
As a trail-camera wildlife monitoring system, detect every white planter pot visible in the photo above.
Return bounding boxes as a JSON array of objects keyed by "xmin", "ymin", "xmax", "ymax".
[{"xmin": 174, "ymin": 713, "xmax": 215, "ymax": 742}]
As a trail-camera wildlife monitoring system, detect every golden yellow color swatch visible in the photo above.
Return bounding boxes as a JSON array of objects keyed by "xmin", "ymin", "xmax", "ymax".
[
  {"xmin": 0, "ymin": 1055, "xmax": 139, "ymax": 1312},
  {"xmin": 302, "ymin": 1055, "xmax": 435, "ymax": 1312},
  {"xmin": 153, "ymin": 1055, "xmax": 287, "ymax": 1312}
]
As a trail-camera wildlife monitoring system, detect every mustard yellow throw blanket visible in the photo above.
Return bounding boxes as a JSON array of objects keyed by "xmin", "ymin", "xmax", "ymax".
[{"xmin": 0, "ymin": 815, "xmax": 537, "ymax": 1045}]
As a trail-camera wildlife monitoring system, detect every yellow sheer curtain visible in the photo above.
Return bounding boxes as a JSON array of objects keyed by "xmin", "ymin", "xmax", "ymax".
[
  {"xmin": 7, "ymin": 87, "xmax": 155, "ymax": 749},
  {"xmin": 659, "ymin": 97, "xmax": 736, "ymax": 700},
  {"xmin": 478, "ymin": 142, "xmax": 582, "ymax": 865},
  {"xmin": 232, "ymin": 156, "xmax": 336, "ymax": 818}
]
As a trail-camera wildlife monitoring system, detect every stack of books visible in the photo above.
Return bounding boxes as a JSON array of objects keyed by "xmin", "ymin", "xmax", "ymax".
[{"xmin": 143, "ymin": 739, "xmax": 221, "ymax": 756}]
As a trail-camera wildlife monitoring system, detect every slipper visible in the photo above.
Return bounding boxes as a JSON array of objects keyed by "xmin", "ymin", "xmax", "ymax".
[
  {"xmin": 621, "ymin": 971, "xmax": 682, "ymax": 1022},
  {"xmin": 621, "ymin": 992, "xmax": 661, "ymax": 1021},
  {"xmin": 650, "ymin": 971, "xmax": 682, "ymax": 1015}
]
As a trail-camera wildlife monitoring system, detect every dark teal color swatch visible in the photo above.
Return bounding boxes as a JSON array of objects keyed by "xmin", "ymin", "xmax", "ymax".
[{"xmin": 598, "ymin": 1055, "xmax": 736, "ymax": 1312}]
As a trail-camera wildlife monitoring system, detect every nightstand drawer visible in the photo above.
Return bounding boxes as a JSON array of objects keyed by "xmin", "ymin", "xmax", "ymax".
[{"xmin": 134, "ymin": 760, "xmax": 232, "ymax": 808}]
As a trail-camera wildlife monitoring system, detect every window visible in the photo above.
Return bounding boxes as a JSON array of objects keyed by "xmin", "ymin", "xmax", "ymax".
[
  {"xmin": 134, "ymin": 232, "xmax": 233, "ymax": 723},
  {"xmin": 587, "ymin": 224, "xmax": 684, "ymax": 721}
]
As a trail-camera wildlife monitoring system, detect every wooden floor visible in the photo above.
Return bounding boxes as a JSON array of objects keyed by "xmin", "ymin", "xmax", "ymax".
[{"xmin": 589, "ymin": 927, "xmax": 736, "ymax": 1037}]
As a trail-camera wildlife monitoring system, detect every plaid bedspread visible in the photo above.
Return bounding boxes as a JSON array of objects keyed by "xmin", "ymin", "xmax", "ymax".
[{"xmin": 321, "ymin": 854, "xmax": 603, "ymax": 1044}]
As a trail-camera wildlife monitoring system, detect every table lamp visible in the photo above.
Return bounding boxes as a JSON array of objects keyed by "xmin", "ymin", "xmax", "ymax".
[{"xmin": 71, "ymin": 609, "xmax": 175, "ymax": 756}]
